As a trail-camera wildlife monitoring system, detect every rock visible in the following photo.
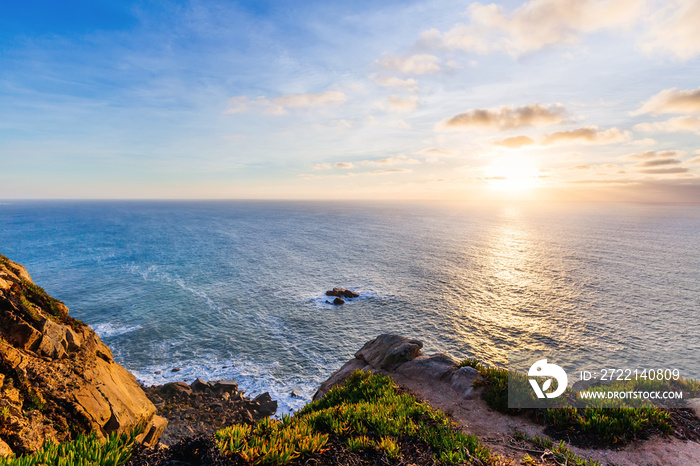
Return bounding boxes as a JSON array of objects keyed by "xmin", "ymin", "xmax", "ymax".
[
  {"xmin": 325, "ymin": 287, "xmax": 359, "ymax": 299},
  {"xmin": 291, "ymin": 390, "xmax": 300, "ymax": 398},
  {"xmin": 395, "ymin": 354, "xmax": 457, "ymax": 381},
  {"xmin": 450, "ymin": 366, "xmax": 481, "ymax": 399},
  {"xmin": 0, "ymin": 253, "xmax": 166, "ymax": 454},
  {"xmin": 355, "ymin": 334, "xmax": 423, "ymax": 370},
  {"xmin": 0, "ymin": 438, "xmax": 13, "ymax": 458},
  {"xmin": 685, "ymin": 398, "xmax": 700, "ymax": 419},
  {"xmin": 212, "ymin": 379, "xmax": 238, "ymax": 393},
  {"xmin": 161, "ymin": 382, "xmax": 193, "ymax": 397},
  {"xmin": 315, "ymin": 335, "xmax": 473, "ymax": 404},
  {"xmin": 190, "ymin": 378, "xmax": 210, "ymax": 392},
  {"xmin": 253, "ymin": 392, "xmax": 272, "ymax": 404},
  {"xmin": 313, "ymin": 358, "xmax": 370, "ymax": 401},
  {"xmin": 332, "ymin": 297, "xmax": 345, "ymax": 305},
  {"xmin": 171, "ymin": 368, "xmax": 181, "ymax": 373}
]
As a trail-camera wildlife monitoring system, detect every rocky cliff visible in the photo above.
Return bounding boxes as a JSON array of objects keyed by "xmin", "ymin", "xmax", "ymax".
[
  {"xmin": 0, "ymin": 254, "xmax": 166, "ymax": 457},
  {"xmin": 313, "ymin": 333, "xmax": 480, "ymax": 401}
]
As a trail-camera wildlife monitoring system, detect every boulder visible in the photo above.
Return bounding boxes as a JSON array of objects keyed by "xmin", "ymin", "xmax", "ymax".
[
  {"xmin": 190, "ymin": 378, "xmax": 210, "ymax": 392},
  {"xmin": 332, "ymin": 297, "xmax": 345, "ymax": 305},
  {"xmin": 253, "ymin": 392, "xmax": 277, "ymax": 416},
  {"xmin": 212, "ymin": 379, "xmax": 238, "ymax": 393},
  {"xmin": 161, "ymin": 382, "xmax": 193, "ymax": 397},
  {"xmin": 325, "ymin": 287, "xmax": 359, "ymax": 299},
  {"xmin": 450, "ymin": 366, "xmax": 481, "ymax": 399},
  {"xmin": 355, "ymin": 334, "xmax": 423, "ymax": 370},
  {"xmin": 314, "ymin": 334, "xmax": 479, "ymax": 403},
  {"xmin": 395, "ymin": 354, "xmax": 457, "ymax": 381},
  {"xmin": 0, "ymin": 253, "xmax": 166, "ymax": 455}
]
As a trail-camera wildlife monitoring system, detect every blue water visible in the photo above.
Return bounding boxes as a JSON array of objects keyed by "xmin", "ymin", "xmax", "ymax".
[{"xmin": 1, "ymin": 200, "xmax": 699, "ymax": 412}]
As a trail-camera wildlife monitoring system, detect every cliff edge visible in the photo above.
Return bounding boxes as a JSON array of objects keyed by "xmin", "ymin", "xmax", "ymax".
[{"xmin": 0, "ymin": 254, "xmax": 166, "ymax": 457}]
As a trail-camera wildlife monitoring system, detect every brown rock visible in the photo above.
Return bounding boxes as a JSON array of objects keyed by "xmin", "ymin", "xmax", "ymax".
[
  {"xmin": 332, "ymin": 297, "xmax": 345, "ymax": 305},
  {"xmin": 0, "ymin": 438, "xmax": 12, "ymax": 458},
  {"xmin": 0, "ymin": 253, "xmax": 166, "ymax": 454},
  {"xmin": 450, "ymin": 366, "xmax": 481, "ymax": 399},
  {"xmin": 355, "ymin": 334, "xmax": 423, "ymax": 370},
  {"xmin": 395, "ymin": 354, "xmax": 457, "ymax": 381},
  {"xmin": 190, "ymin": 378, "xmax": 210, "ymax": 392}
]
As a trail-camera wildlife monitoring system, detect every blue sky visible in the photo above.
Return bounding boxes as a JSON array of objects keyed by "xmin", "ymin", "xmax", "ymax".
[{"xmin": 1, "ymin": 0, "xmax": 699, "ymax": 201}]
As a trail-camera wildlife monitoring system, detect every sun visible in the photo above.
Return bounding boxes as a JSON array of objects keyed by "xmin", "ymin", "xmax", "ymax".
[{"xmin": 484, "ymin": 155, "xmax": 540, "ymax": 191}]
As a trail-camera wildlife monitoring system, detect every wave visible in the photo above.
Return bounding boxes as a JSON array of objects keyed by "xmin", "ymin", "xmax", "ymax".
[{"xmin": 92, "ymin": 323, "xmax": 142, "ymax": 338}]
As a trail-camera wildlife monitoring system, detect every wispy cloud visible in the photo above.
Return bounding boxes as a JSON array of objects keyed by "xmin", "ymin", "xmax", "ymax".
[
  {"xmin": 374, "ymin": 95, "xmax": 419, "ymax": 114},
  {"xmin": 376, "ymin": 53, "xmax": 441, "ymax": 75},
  {"xmin": 439, "ymin": 103, "xmax": 566, "ymax": 130},
  {"xmin": 432, "ymin": 0, "xmax": 642, "ymax": 56},
  {"xmin": 359, "ymin": 155, "xmax": 421, "ymax": 166},
  {"xmin": 369, "ymin": 74, "xmax": 419, "ymax": 92},
  {"xmin": 334, "ymin": 162, "xmax": 354, "ymax": 169},
  {"xmin": 634, "ymin": 86, "xmax": 700, "ymax": 115},
  {"xmin": 639, "ymin": 167, "xmax": 689, "ymax": 174},
  {"xmin": 634, "ymin": 158, "xmax": 681, "ymax": 167},
  {"xmin": 493, "ymin": 135, "xmax": 535, "ymax": 148},
  {"xmin": 625, "ymin": 150, "xmax": 684, "ymax": 160},
  {"xmin": 641, "ymin": 0, "xmax": 700, "ymax": 60},
  {"xmin": 225, "ymin": 91, "xmax": 347, "ymax": 115},
  {"xmin": 634, "ymin": 116, "xmax": 700, "ymax": 134},
  {"xmin": 541, "ymin": 126, "xmax": 628, "ymax": 145},
  {"xmin": 369, "ymin": 168, "xmax": 410, "ymax": 175}
]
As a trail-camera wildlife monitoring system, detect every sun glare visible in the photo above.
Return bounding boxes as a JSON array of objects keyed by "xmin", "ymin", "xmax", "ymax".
[{"xmin": 485, "ymin": 156, "xmax": 540, "ymax": 191}]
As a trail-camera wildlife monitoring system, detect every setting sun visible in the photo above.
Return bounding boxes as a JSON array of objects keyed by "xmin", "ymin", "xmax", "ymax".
[{"xmin": 485, "ymin": 155, "xmax": 540, "ymax": 191}]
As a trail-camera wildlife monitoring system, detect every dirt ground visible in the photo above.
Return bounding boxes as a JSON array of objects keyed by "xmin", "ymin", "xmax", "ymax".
[{"xmin": 388, "ymin": 371, "xmax": 700, "ymax": 466}]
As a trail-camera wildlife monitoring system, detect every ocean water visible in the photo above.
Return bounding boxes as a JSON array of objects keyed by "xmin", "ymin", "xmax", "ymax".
[{"xmin": 0, "ymin": 200, "xmax": 698, "ymax": 412}]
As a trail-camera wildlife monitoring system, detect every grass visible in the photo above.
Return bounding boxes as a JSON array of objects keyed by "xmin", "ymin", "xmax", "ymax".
[
  {"xmin": 0, "ymin": 431, "xmax": 136, "ymax": 466},
  {"xmin": 216, "ymin": 370, "xmax": 498, "ymax": 465},
  {"xmin": 459, "ymin": 358, "xmax": 698, "ymax": 446}
]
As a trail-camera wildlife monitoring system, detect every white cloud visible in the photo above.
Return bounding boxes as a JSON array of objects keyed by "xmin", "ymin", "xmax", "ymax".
[
  {"xmin": 334, "ymin": 162, "xmax": 354, "ymax": 169},
  {"xmin": 634, "ymin": 116, "xmax": 700, "ymax": 134},
  {"xmin": 368, "ymin": 169, "xmax": 411, "ymax": 176},
  {"xmin": 312, "ymin": 163, "xmax": 333, "ymax": 170},
  {"xmin": 374, "ymin": 95, "xmax": 419, "ymax": 114},
  {"xmin": 369, "ymin": 74, "xmax": 419, "ymax": 92},
  {"xmin": 634, "ymin": 87, "xmax": 700, "ymax": 115},
  {"xmin": 624, "ymin": 150, "xmax": 685, "ymax": 160},
  {"xmin": 359, "ymin": 155, "xmax": 421, "ymax": 166},
  {"xmin": 493, "ymin": 135, "xmax": 535, "ymax": 148},
  {"xmin": 641, "ymin": 0, "xmax": 700, "ymax": 60},
  {"xmin": 377, "ymin": 53, "xmax": 441, "ymax": 75},
  {"xmin": 225, "ymin": 91, "xmax": 347, "ymax": 115},
  {"xmin": 436, "ymin": 0, "xmax": 642, "ymax": 56},
  {"xmin": 439, "ymin": 103, "xmax": 566, "ymax": 130},
  {"xmin": 541, "ymin": 127, "xmax": 629, "ymax": 145}
]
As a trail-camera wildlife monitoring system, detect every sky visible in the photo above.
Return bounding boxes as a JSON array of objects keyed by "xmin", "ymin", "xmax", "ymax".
[{"xmin": 1, "ymin": 0, "xmax": 699, "ymax": 202}]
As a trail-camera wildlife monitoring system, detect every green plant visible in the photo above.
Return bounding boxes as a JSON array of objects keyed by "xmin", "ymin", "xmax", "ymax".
[
  {"xmin": 0, "ymin": 431, "xmax": 136, "ymax": 466},
  {"xmin": 217, "ymin": 370, "xmax": 497, "ymax": 465}
]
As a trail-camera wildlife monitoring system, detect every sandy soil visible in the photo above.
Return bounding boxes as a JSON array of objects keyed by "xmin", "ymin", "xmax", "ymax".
[{"xmin": 387, "ymin": 371, "xmax": 700, "ymax": 466}]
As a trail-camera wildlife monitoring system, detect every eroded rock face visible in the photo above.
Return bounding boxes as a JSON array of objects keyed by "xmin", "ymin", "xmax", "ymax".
[
  {"xmin": 313, "ymin": 334, "xmax": 481, "ymax": 401},
  {"xmin": 0, "ymin": 254, "xmax": 166, "ymax": 456}
]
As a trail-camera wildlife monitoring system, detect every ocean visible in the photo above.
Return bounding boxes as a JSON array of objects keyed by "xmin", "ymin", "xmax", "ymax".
[{"xmin": 1, "ymin": 200, "xmax": 698, "ymax": 412}]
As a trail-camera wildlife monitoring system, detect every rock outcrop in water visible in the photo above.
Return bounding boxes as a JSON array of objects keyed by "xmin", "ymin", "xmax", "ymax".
[
  {"xmin": 0, "ymin": 254, "xmax": 166, "ymax": 456},
  {"xmin": 325, "ymin": 287, "xmax": 360, "ymax": 299}
]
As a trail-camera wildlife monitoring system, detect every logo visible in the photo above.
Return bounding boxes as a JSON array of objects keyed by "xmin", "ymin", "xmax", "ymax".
[{"xmin": 528, "ymin": 359, "xmax": 567, "ymax": 399}]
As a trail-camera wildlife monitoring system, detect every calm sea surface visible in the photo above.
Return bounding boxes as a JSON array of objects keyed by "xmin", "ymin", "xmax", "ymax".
[{"xmin": 1, "ymin": 201, "xmax": 698, "ymax": 411}]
